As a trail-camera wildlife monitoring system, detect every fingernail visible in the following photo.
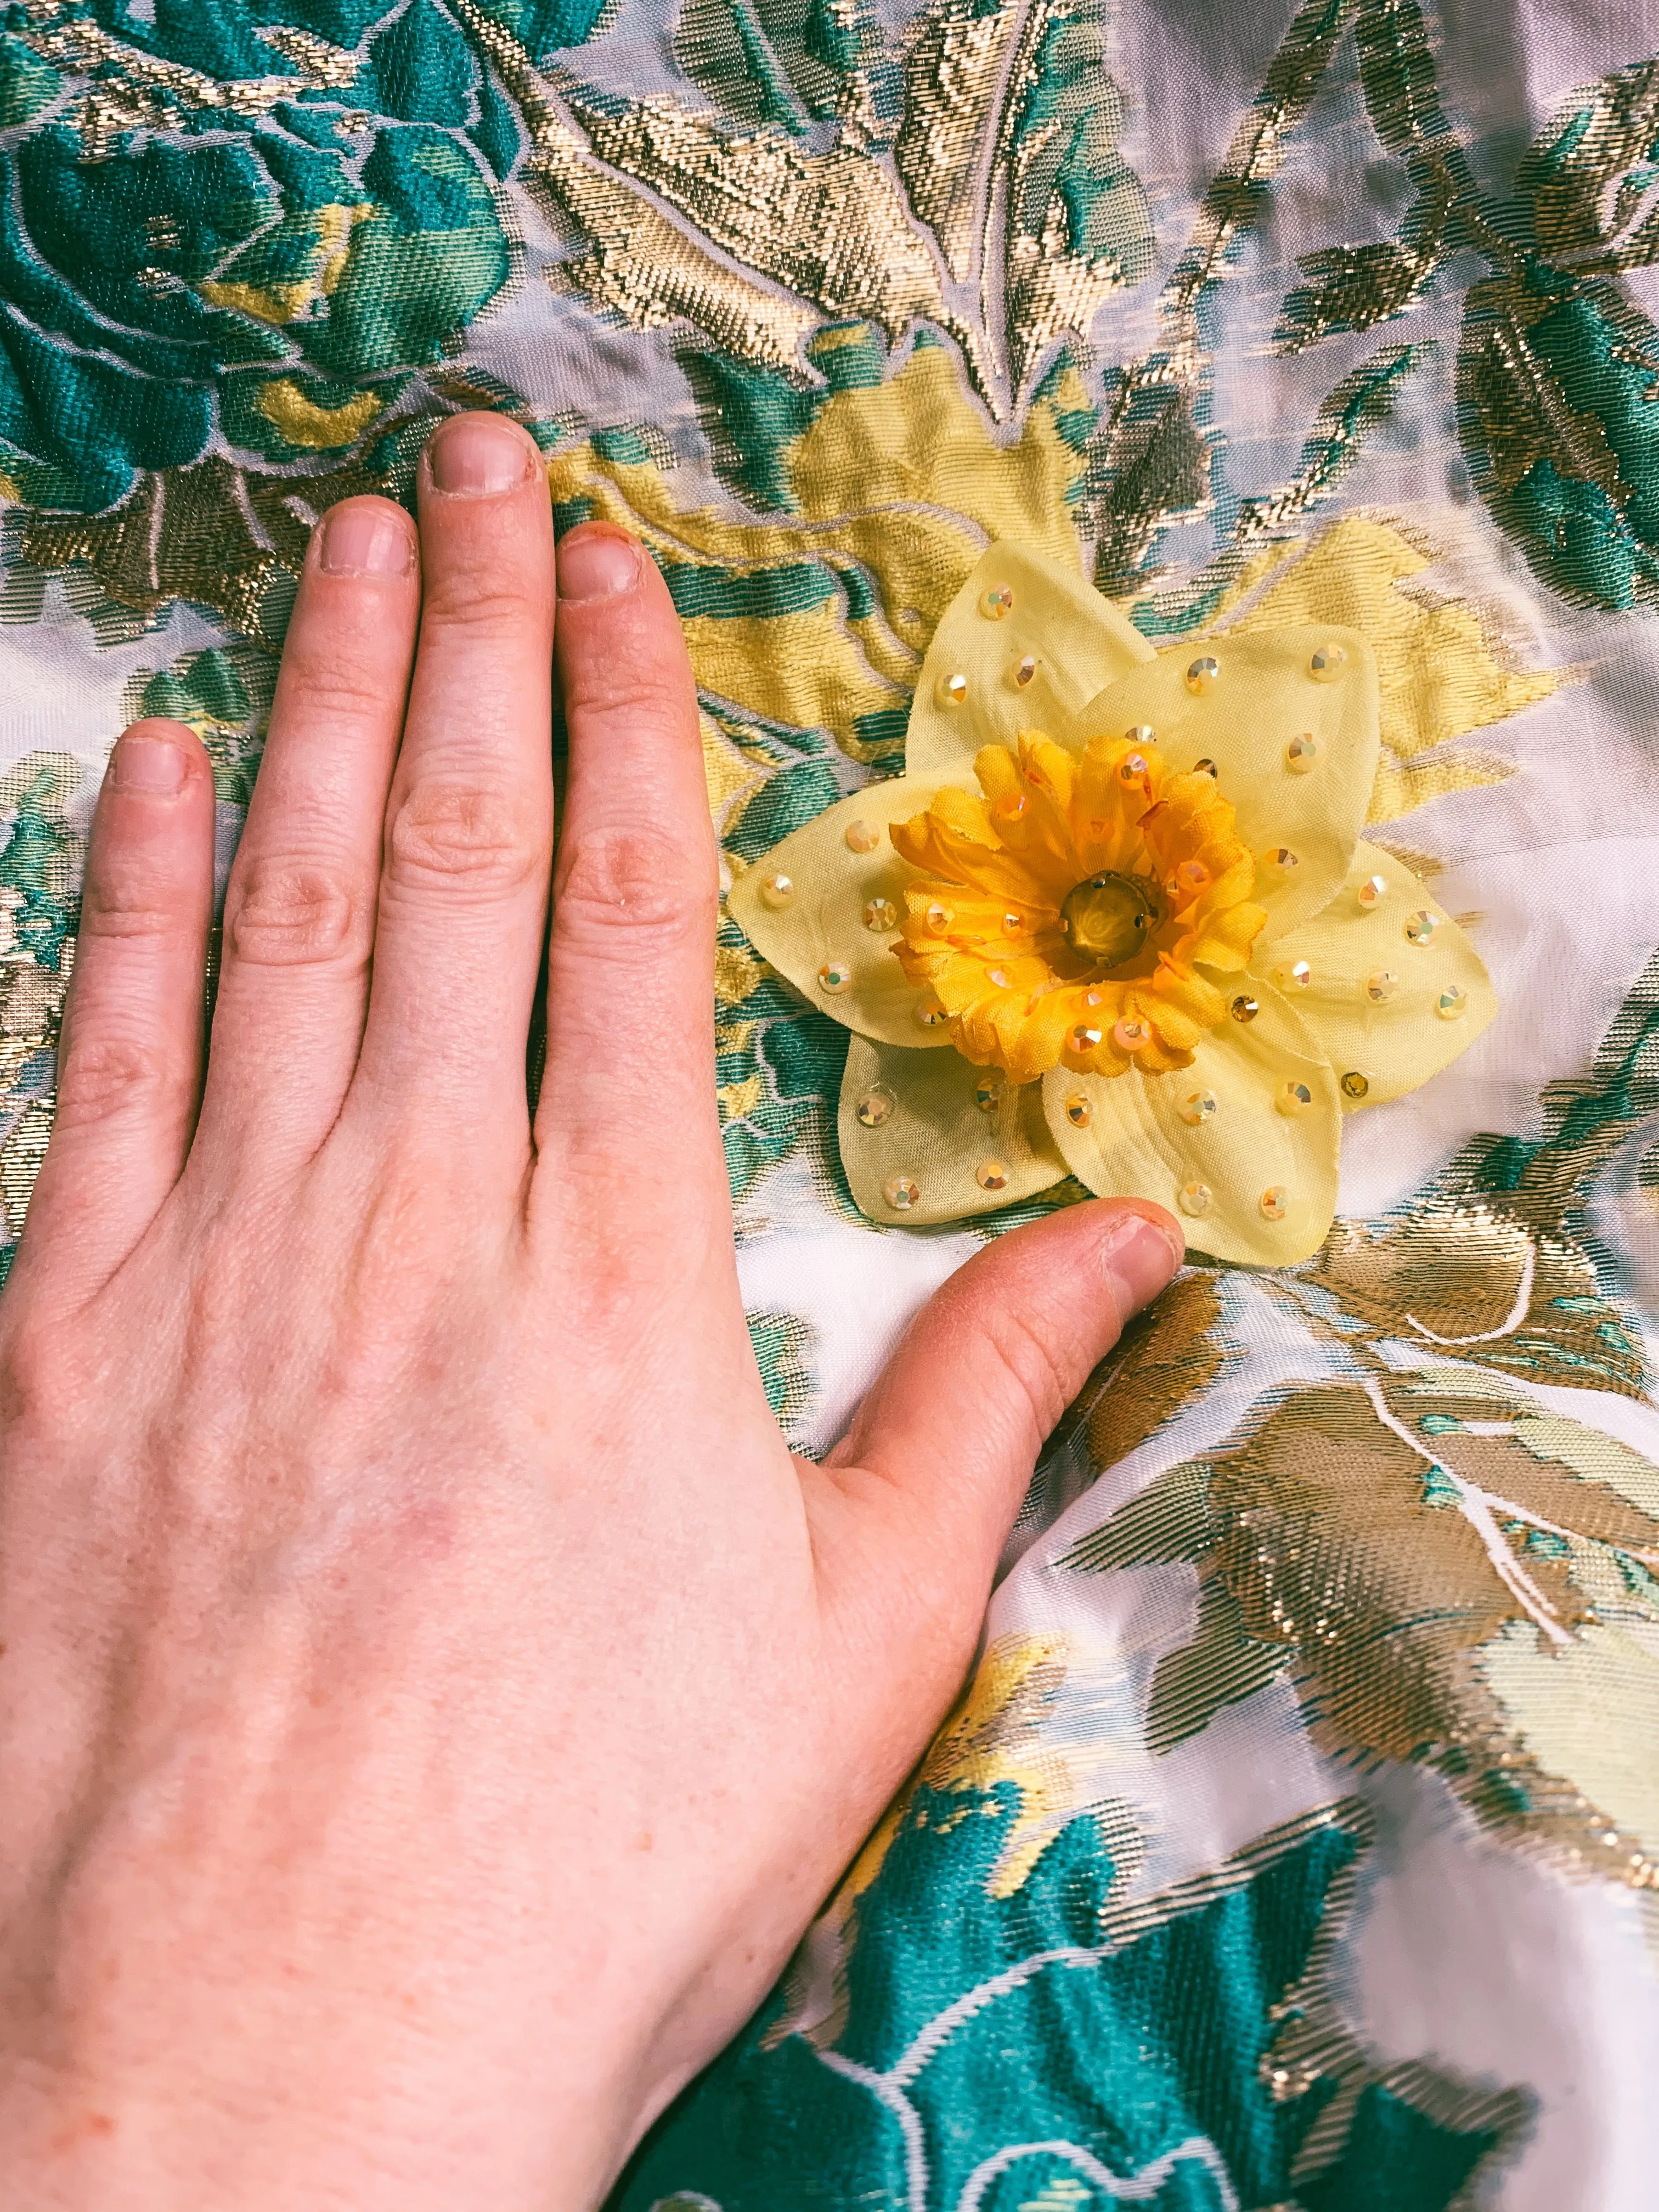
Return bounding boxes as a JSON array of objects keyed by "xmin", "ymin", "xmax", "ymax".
[
  {"xmin": 426, "ymin": 412, "xmax": 534, "ymax": 496},
  {"xmin": 111, "ymin": 734, "xmax": 187, "ymax": 794},
  {"xmin": 1099, "ymin": 1207, "xmax": 1186, "ymax": 1310},
  {"xmin": 557, "ymin": 526, "xmax": 642, "ymax": 601},
  {"xmin": 319, "ymin": 503, "xmax": 414, "ymax": 577}
]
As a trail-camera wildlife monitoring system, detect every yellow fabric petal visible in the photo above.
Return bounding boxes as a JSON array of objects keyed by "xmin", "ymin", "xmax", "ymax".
[
  {"xmin": 839, "ymin": 1036, "xmax": 1067, "ymax": 1225},
  {"xmin": 1042, "ymin": 991, "xmax": 1341, "ymax": 1265},
  {"xmin": 726, "ymin": 782, "xmax": 952, "ymax": 1048},
  {"xmin": 906, "ymin": 542, "xmax": 1155, "ymax": 784},
  {"xmin": 1259, "ymin": 842, "xmax": 1497, "ymax": 1109},
  {"xmin": 1069, "ymin": 627, "xmax": 1379, "ymax": 943}
]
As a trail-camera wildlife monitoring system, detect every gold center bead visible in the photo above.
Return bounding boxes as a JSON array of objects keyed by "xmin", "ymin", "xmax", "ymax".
[{"xmin": 1058, "ymin": 871, "xmax": 1158, "ymax": 967}]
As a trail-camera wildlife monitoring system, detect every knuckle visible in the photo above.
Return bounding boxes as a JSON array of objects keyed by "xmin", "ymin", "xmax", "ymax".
[
  {"xmin": 226, "ymin": 859, "xmax": 364, "ymax": 970},
  {"xmin": 387, "ymin": 777, "xmax": 546, "ymax": 896},
  {"xmin": 979, "ymin": 1305, "xmax": 1073, "ymax": 1443},
  {"xmin": 80, "ymin": 872, "xmax": 182, "ymax": 945},
  {"xmin": 420, "ymin": 570, "xmax": 545, "ymax": 642},
  {"xmin": 555, "ymin": 824, "xmax": 711, "ymax": 940},
  {"xmin": 562, "ymin": 664, "xmax": 693, "ymax": 732},
  {"xmin": 55, "ymin": 1032, "xmax": 184, "ymax": 1128}
]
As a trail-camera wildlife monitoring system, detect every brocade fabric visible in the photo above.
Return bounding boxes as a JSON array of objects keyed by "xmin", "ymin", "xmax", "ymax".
[{"xmin": 1, "ymin": 2, "xmax": 1657, "ymax": 2206}]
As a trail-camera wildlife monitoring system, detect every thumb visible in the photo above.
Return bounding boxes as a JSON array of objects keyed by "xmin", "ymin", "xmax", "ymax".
[{"xmin": 811, "ymin": 1198, "xmax": 1184, "ymax": 1623}]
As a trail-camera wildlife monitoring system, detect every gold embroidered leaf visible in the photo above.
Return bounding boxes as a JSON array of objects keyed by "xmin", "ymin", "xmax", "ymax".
[
  {"xmin": 1085, "ymin": 1268, "xmax": 1226, "ymax": 1473},
  {"xmin": 894, "ymin": 0, "xmax": 1017, "ymax": 283},
  {"xmin": 1226, "ymin": 516, "xmax": 1558, "ymax": 824},
  {"xmin": 1063, "ymin": 1377, "xmax": 1659, "ymax": 1888}
]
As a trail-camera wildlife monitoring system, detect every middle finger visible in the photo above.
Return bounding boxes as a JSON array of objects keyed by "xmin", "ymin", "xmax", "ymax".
[{"xmin": 342, "ymin": 412, "xmax": 556, "ymax": 1168}]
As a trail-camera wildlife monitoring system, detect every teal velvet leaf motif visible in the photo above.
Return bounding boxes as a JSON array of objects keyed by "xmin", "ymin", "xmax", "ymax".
[
  {"xmin": 0, "ymin": 0, "xmax": 522, "ymax": 517},
  {"xmin": 613, "ymin": 1769, "xmax": 1523, "ymax": 2210}
]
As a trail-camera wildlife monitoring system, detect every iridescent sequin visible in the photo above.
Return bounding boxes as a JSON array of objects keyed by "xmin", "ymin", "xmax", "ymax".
[
  {"xmin": 1437, "ymin": 984, "xmax": 1468, "ymax": 1021},
  {"xmin": 1180, "ymin": 1089, "xmax": 1217, "ymax": 1125},
  {"xmin": 1404, "ymin": 909, "xmax": 1439, "ymax": 946}
]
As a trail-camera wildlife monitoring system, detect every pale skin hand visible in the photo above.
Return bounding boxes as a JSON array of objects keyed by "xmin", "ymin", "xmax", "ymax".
[{"xmin": 0, "ymin": 411, "xmax": 1183, "ymax": 2208}]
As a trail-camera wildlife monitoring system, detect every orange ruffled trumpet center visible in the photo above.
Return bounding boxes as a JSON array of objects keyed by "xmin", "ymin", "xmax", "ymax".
[{"xmin": 891, "ymin": 730, "xmax": 1269, "ymax": 1086}]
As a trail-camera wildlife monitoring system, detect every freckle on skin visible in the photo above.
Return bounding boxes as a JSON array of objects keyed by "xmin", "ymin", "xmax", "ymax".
[{"xmin": 635, "ymin": 1832, "xmax": 653, "ymax": 1853}]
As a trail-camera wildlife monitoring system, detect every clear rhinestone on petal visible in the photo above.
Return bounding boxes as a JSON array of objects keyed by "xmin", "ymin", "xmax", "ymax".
[
  {"xmin": 1186, "ymin": 656, "xmax": 1220, "ymax": 695},
  {"xmin": 975, "ymin": 1159, "xmax": 1009, "ymax": 1192},
  {"xmin": 1340, "ymin": 1070, "xmax": 1370, "ymax": 1100},
  {"xmin": 1437, "ymin": 984, "xmax": 1469, "ymax": 1022},
  {"xmin": 1266, "ymin": 848, "xmax": 1299, "ymax": 874},
  {"xmin": 1277, "ymin": 1080, "xmax": 1313, "ymax": 1117},
  {"xmin": 1014, "ymin": 654, "xmax": 1037, "ymax": 687},
  {"xmin": 1069, "ymin": 1023, "xmax": 1104, "ymax": 1054},
  {"xmin": 979, "ymin": 583, "xmax": 1014, "ymax": 620},
  {"xmin": 1119, "ymin": 752, "xmax": 1150, "ymax": 782},
  {"xmin": 1064, "ymin": 1091, "xmax": 1092, "ymax": 1128},
  {"xmin": 1179, "ymin": 1089, "xmax": 1217, "ymax": 1125},
  {"xmin": 1260, "ymin": 1185, "xmax": 1289, "ymax": 1221},
  {"xmin": 1274, "ymin": 958, "xmax": 1312, "ymax": 991},
  {"xmin": 974, "ymin": 1077, "xmax": 1003, "ymax": 1113},
  {"xmin": 925, "ymin": 900, "xmax": 953, "ymax": 933},
  {"xmin": 862, "ymin": 896, "xmax": 898, "ymax": 933},
  {"xmin": 1356, "ymin": 872, "xmax": 1387, "ymax": 910},
  {"xmin": 1366, "ymin": 968, "xmax": 1399, "ymax": 1003},
  {"xmin": 759, "ymin": 871, "xmax": 794, "ymax": 910},
  {"xmin": 883, "ymin": 1174, "xmax": 919, "ymax": 1212},
  {"xmin": 844, "ymin": 818, "xmax": 881, "ymax": 854},
  {"xmin": 1309, "ymin": 641, "xmax": 1347, "ymax": 682},
  {"xmin": 916, "ymin": 994, "xmax": 949, "ymax": 1029},
  {"xmin": 1231, "ymin": 995, "xmax": 1260, "ymax": 1023},
  {"xmin": 1404, "ymin": 909, "xmax": 1439, "ymax": 946},
  {"xmin": 1193, "ymin": 757, "xmax": 1218, "ymax": 778},
  {"xmin": 818, "ymin": 958, "xmax": 852, "ymax": 994},
  {"xmin": 1286, "ymin": 732, "xmax": 1319, "ymax": 774},
  {"xmin": 938, "ymin": 671, "xmax": 968, "ymax": 707},
  {"xmin": 1178, "ymin": 1178, "xmax": 1214, "ymax": 1216},
  {"xmin": 856, "ymin": 1086, "xmax": 895, "ymax": 1128},
  {"xmin": 1113, "ymin": 1017, "xmax": 1149, "ymax": 1052}
]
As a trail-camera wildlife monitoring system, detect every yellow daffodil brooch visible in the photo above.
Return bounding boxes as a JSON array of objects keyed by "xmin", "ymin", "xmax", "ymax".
[{"xmin": 729, "ymin": 543, "xmax": 1496, "ymax": 1265}]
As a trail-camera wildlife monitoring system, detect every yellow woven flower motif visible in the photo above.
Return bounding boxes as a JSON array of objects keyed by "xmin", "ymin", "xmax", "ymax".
[{"xmin": 728, "ymin": 543, "xmax": 1497, "ymax": 1266}]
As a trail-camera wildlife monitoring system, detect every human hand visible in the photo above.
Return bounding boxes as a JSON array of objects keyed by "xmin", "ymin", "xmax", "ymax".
[{"xmin": 0, "ymin": 410, "xmax": 1182, "ymax": 2208}]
